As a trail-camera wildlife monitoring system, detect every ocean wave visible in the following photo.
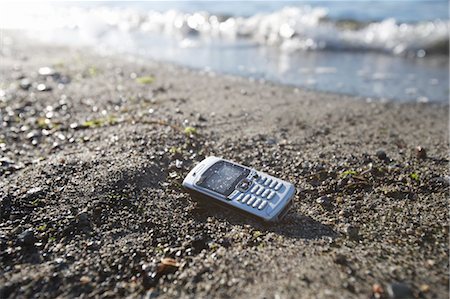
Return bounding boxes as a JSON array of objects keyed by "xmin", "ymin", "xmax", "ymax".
[{"xmin": 1, "ymin": 4, "xmax": 448, "ymax": 56}]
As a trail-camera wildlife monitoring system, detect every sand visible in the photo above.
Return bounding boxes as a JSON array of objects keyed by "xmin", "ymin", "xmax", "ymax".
[{"xmin": 0, "ymin": 33, "xmax": 449, "ymax": 298}]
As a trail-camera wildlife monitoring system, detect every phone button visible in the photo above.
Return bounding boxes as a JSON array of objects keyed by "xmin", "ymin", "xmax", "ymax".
[
  {"xmin": 258, "ymin": 200, "xmax": 268, "ymax": 210},
  {"xmin": 269, "ymin": 180, "xmax": 277, "ymax": 189},
  {"xmin": 267, "ymin": 191, "xmax": 275, "ymax": 200},
  {"xmin": 256, "ymin": 188, "xmax": 264, "ymax": 196},
  {"xmin": 252, "ymin": 198, "xmax": 262, "ymax": 208},
  {"xmin": 274, "ymin": 182, "xmax": 283, "ymax": 191},
  {"xmin": 247, "ymin": 195, "xmax": 256, "ymax": 205},
  {"xmin": 264, "ymin": 178, "xmax": 273, "ymax": 186},
  {"xmin": 236, "ymin": 193, "xmax": 244, "ymax": 201},
  {"xmin": 241, "ymin": 194, "xmax": 251, "ymax": 203},
  {"xmin": 250, "ymin": 185, "xmax": 259, "ymax": 193},
  {"xmin": 261, "ymin": 189, "xmax": 271, "ymax": 198}
]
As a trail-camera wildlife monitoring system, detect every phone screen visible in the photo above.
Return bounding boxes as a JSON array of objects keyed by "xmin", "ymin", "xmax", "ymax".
[{"xmin": 199, "ymin": 161, "xmax": 249, "ymax": 196}]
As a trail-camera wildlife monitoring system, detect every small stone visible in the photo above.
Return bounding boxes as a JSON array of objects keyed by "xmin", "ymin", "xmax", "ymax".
[
  {"xmin": 266, "ymin": 138, "xmax": 277, "ymax": 145},
  {"xmin": 333, "ymin": 253, "xmax": 347, "ymax": 265},
  {"xmin": 386, "ymin": 282, "xmax": 414, "ymax": 299},
  {"xmin": 175, "ymin": 159, "xmax": 183, "ymax": 169},
  {"xmin": 415, "ymin": 146, "xmax": 427, "ymax": 159},
  {"xmin": 0, "ymin": 157, "xmax": 15, "ymax": 166},
  {"xmin": 376, "ymin": 150, "xmax": 388, "ymax": 161},
  {"xmin": 157, "ymin": 258, "xmax": 179, "ymax": 275},
  {"xmin": 27, "ymin": 187, "xmax": 43, "ymax": 196},
  {"xmin": 19, "ymin": 78, "xmax": 31, "ymax": 90},
  {"xmin": 197, "ymin": 114, "xmax": 207, "ymax": 122},
  {"xmin": 17, "ymin": 229, "xmax": 36, "ymax": 246},
  {"xmin": 25, "ymin": 187, "xmax": 45, "ymax": 200},
  {"xmin": 79, "ymin": 276, "xmax": 91, "ymax": 284},
  {"xmin": 38, "ymin": 66, "xmax": 56, "ymax": 76},
  {"xmin": 76, "ymin": 211, "xmax": 90, "ymax": 226},
  {"xmin": 372, "ymin": 283, "xmax": 384, "ymax": 295},
  {"xmin": 419, "ymin": 284, "xmax": 430, "ymax": 293},
  {"xmin": 344, "ymin": 224, "xmax": 360, "ymax": 240},
  {"xmin": 316, "ymin": 196, "xmax": 333, "ymax": 210},
  {"xmin": 190, "ymin": 234, "xmax": 208, "ymax": 253},
  {"xmin": 26, "ymin": 130, "xmax": 41, "ymax": 140},
  {"xmin": 218, "ymin": 238, "xmax": 231, "ymax": 248},
  {"xmin": 37, "ymin": 83, "xmax": 52, "ymax": 92}
]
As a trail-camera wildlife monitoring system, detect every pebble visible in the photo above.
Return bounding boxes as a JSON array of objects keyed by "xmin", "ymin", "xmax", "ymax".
[
  {"xmin": 333, "ymin": 253, "xmax": 347, "ymax": 265},
  {"xmin": 415, "ymin": 146, "xmax": 427, "ymax": 159},
  {"xmin": 27, "ymin": 187, "xmax": 43, "ymax": 196},
  {"xmin": 76, "ymin": 211, "xmax": 90, "ymax": 226},
  {"xmin": 386, "ymin": 282, "xmax": 414, "ymax": 299},
  {"xmin": 197, "ymin": 114, "xmax": 207, "ymax": 122},
  {"xmin": 19, "ymin": 78, "xmax": 31, "ymax": 90},
  {"xmin": 79, "ymin": 276, "xmax": 91, "ymax": 284},
  {"xmin": 372, "ymin": 283, "xmax": 384, "ymax": 296},
  {"xmin": 344, "ymin": 224, "xmax": 360, "ymax": 240},
  {"xmin": 419, "ymin": 284, "xmax": 430, "ymax": 293},
  {"xmin": 175, "ymin": 159, "xmax": 183, "ymax": 169},
  {"xmin": 37, "ymin": 83, "xmax": 52, "ymax": 92},
  {"xmin": 25, "ymin": 187, "xmax": 45, "ymax": 200},
  {"xmin": 316, "ymin": 196, "xmax": 333, "ymax": 210},
  {"xmin": 17, "ymin": 229, "xmax": 36, "ymax": 246},
  {"xmin": 26, "ymin": 131, "xmax": 41, "ymax": 140},
  {"xmin": 190, "ymin": 234, "xmax": 208, "ymax": 253},
  {"xmin": 376, "ymin": 150, "xmax": 388, "ymax": 161},
  {"xmin": 38, "ymin": 66, "xmax": 56, "ymax": 76}
]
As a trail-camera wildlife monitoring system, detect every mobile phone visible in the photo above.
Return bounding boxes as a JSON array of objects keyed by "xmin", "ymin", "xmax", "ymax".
[{"xmin": 182, "ymin": 156, "xmax": 295, "ymax": 222}]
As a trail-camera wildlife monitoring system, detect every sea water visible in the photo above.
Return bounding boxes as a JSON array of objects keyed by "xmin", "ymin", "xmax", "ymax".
[{"xmin": 1, "ymin": 1, "xmax": 448, "ymax": 102}]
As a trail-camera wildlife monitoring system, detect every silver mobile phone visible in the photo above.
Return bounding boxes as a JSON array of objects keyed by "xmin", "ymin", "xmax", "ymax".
[{"xmin": 182, "ymin": 156, "xmax": 295, "ymax": 222}]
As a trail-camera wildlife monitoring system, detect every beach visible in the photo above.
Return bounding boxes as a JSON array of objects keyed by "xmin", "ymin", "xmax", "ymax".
[{"xmin": 0, "ymin": 34, "xmax": 449, "ymax": 298}]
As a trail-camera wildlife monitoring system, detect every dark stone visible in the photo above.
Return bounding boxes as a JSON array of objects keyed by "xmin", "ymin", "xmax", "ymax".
[
  {"xmin": 415, "ymin": 146, "xmax": 427, "ymax": 159},
  {"xmin": 17, "ymin": 229, "xmax": 36, "ymax": 246},
  {"xmin": 218, "ymin": 238, "xmax": 231, "ymax": 248},
  {"xmin": 376, "ymin": 150, "xmax": 388, "ymax": 161},
  {"xmin": 0, "ymin": 283, "xmax": 15, "ymax": 298},
  {"xmin": 387, "ymin": 282, "xmax": 414, "ymax": 299},
  {"xmin": 333, "ymin": 253, "xmax": 347, "ymax": 265},
  {"xmin": 316, "ymin": 196, "xmax": 333, "ymax": 210},
  {"xmin": 190, "ymin": 234, "xmax": 208, "ymax": 254},
  {"xmin": 197, "ymin": 114, "xmax": 207, "ymax": 122},
  {"xmin": 344, "ymin": 225, "xmax": 360, "ymax": 240},
  {"xmin": 76, "ymin": 211, "xmax": 90, "ymax": 227}
]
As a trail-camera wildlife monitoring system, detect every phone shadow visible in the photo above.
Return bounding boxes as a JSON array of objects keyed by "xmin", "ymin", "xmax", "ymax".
[{"xmin": 192, "ymin": 203, "xmax": 338, "ymax": 240}]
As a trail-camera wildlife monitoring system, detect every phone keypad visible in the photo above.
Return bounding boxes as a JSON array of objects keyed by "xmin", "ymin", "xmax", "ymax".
[{"xmin": 231, "ymin": 173, "xmax": 285, "ymax": 213}]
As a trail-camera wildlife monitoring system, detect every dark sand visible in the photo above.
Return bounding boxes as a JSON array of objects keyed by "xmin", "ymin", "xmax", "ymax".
[{"xmin": 0, "ymin": 34, "xmax": 449, "ymax": 298}]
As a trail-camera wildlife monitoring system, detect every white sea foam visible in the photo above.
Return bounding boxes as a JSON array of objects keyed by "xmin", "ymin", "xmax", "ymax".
[{"xmin": 1, "ymin": 3, "xmax": 448, "ymax": 56}]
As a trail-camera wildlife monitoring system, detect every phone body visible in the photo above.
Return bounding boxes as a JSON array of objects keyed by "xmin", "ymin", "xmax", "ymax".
[{"xmin": 182, "ymin": 156, "xmax": 295, "ymax": 222}]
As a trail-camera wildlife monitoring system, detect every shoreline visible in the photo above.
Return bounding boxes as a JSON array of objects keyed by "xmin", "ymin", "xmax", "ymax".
[{"xmin": 0, "ymin": 36, "xmax": 449, "ymax": 298}]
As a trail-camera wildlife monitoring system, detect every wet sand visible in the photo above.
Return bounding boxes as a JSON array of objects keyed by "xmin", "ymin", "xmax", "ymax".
[{"xmin": 0, "ymin": 34, "xmax": 449, "ymax": 298}]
